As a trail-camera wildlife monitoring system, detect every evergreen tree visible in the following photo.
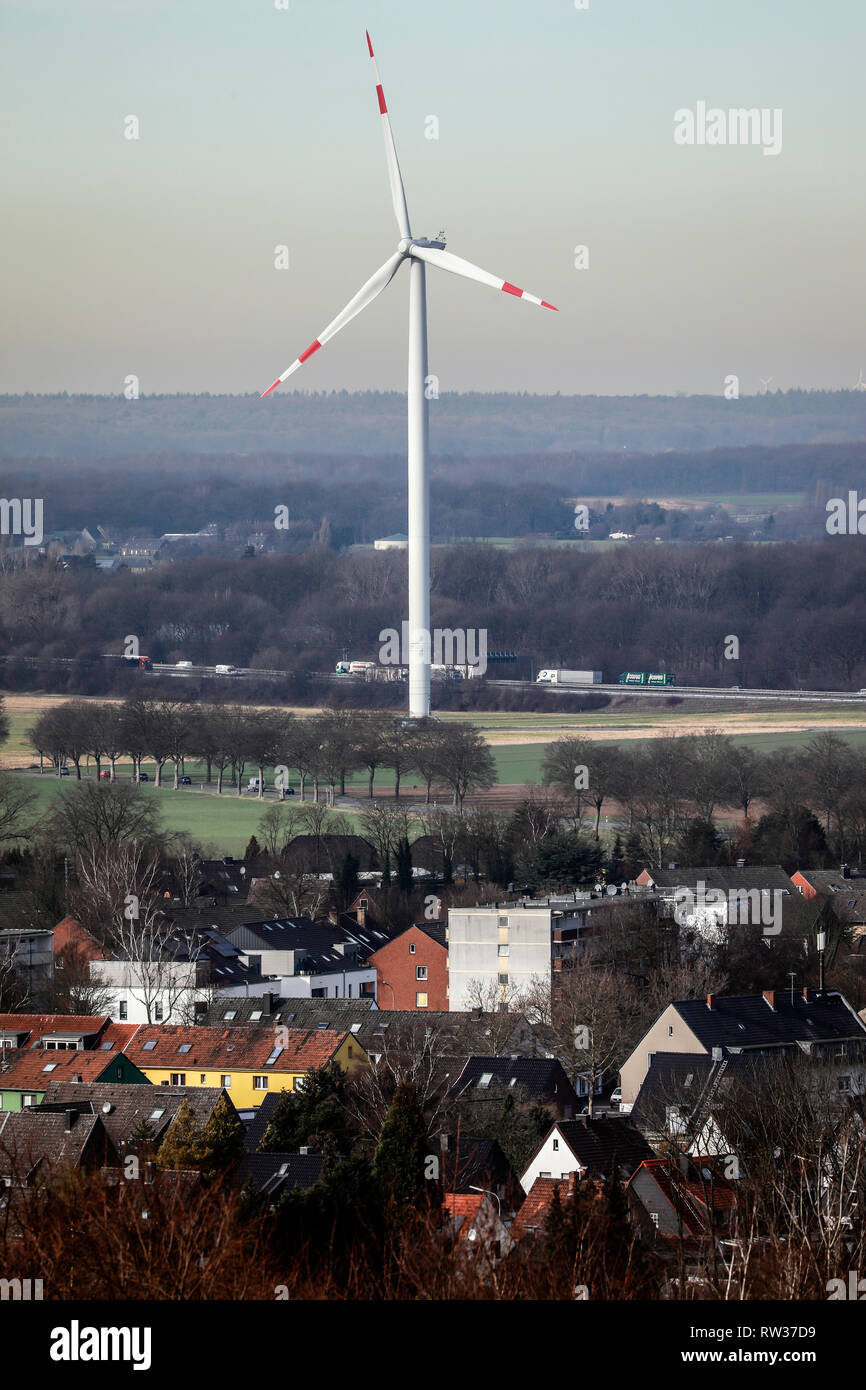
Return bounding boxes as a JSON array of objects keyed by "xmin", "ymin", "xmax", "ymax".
[
  {"xmin": 155, "ymin": 1100, "xmax": 203, "ymax": 1171},
  {"xmin": 373, "ymin": 1080, "xmax": 430, "ymax": 1210},
  {"xmin": 198, "ymin": 1095, "xmax": 246, "ymax": 1178},
  {"xmin": 395, "ymin": 836, "xmax": 413, "ymax": 895},
  {"xmin": 244, "ymin": 834, "xmax": 261, "ymax": 860}
]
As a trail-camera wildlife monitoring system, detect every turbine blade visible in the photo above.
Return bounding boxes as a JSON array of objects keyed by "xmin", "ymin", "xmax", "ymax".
[
  {"xmin": 261, "ymin": 252, "xmax": 405, "ymax": 396},
  {"xmin": 366, "ymin": 30, "xmax": 411, "ymax": 240},
  {"xmin": 410, "ymin": 244, "xmax": 557, "ymax": 311}
]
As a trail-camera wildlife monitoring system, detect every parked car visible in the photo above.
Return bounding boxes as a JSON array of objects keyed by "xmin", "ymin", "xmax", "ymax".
[
  {"xmin": 59, "ymin": 766, "xmax": 70, "ymax": 776},
  {"xmin": 138, "ymin": 772, "xmax": 149, "ymax": 782},
  {"xmin": 99, "ymin": 770, "xmax": 111, "ymax": 780},
  {"xmin": 609, "ymin": 1087, "xmax": 622, "ymax": 1110},
  {"xmin": 179, "ymin": 775, "xmax": 192, "ymax": 785}
]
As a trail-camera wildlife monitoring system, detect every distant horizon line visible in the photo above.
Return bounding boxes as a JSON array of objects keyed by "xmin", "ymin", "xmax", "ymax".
[{"xmin": 2, "ymin": 388, "xmax": 865, "ymax": 403}]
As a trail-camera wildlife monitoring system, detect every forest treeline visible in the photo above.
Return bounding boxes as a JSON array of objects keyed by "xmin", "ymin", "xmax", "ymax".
[
  {"xmin": 1, "ymin": 389, "xmax": 865, "ymax": 456},
  {"xmin": 1, "ymin": 441, "xmax": 866, "ymax": 542},
  {"xmin": 1, "ymin": 539, "xmax": 865, "ymax": 694}
]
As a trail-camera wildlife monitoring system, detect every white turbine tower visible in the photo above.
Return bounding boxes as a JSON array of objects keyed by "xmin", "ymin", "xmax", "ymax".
[
  {"xmin": 854, "ymin": 368, "xmax": 866, "ymax": 392},
  {"xmin": 260, "ymin": 30, "xmax": 557, "ymax": 718},
  {"xmin": 759, "ymin": 376, "xmax": 773, "ymax": 396}
]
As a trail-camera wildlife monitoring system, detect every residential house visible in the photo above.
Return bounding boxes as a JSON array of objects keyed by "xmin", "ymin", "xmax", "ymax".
[
  {"xmin": 0, "ymin": 1107, "xmax": 114, "ymax": 1185},
  {"xmin": 444, "ymin": 1191, "xmax": 513, "ymax": 1270},
  {"xmin": 91, "ymin": 923, "xmax": 263, "ymax": 1024},
  {"xmin": 448, "ymin": 1056, "xmax": 580, "ymax": 1120},
  {"xmin": 791, "ymin": 867, "xmax": 866, "ymax": 932},
  {"xmin": 627, "ymin": 1157, "xmax": 737, "ymax": 1242},
  {"xmin": 0, "ymin": 1045, "xmax": 148, "ymax": 1111},
  {"xmin": 224, "ymin": 918, "xmax": 378, "ymax": 1001},
  {"xmin": 635, "ymin": 864, "xmax": 795, "ymax": 942},
  {"xmin": 368, "ymin": 922, "xmax": 448, "ymax": 1011},
  {"xmin": 38, "ymin": 1081, "xmax": 234, "ymax": 1159},
  {"xmin": 238, "ymin": 1151, "xmax": 327, "ymax": 1201},
  {"xmin": 519, "ymin": 1116, "xmax": 655, "ymax": 1193},
  {"xmin": 619, "ymin": 988, "xmax": 866, "ymax": 1107},
  {"xmin": 123, "ymin": 1023, "xmax": 368, "ymax": 1111}
]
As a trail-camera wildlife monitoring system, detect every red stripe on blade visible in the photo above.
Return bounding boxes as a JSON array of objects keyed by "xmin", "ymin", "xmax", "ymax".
[
  {"xmin": 502, "ymin": 282, "xmax": 523, "ymax": 298},
  {"xmin": 261, "ymin": 378, "xmax": 282, "ymax": 399},
  {"xmin": 376, "ymin": 84, "xmax": 387, "ymax": 114},
  {"xmin": 541, "ymin": 301, "xmax": 558, "ymax": 311},
  {"xmin": 298, "ymin": 340, "xmax": 322, "ymax": 364},
  {"xmin": 366, "ymin": 30, "xmax": 374, "ymax": 57}
]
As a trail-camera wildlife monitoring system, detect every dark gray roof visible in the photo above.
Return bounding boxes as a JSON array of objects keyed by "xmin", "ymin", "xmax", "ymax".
[
  {"xmin": 554, "ymin": 1117, "xmax": 655, "ymax": 1181},
  {"xmin": 0, "ymin": 1108, "xmax": 104, "ymax": 1180},
  {"xmin": 204, "ymin": 996, "xmax": 377, "ymax": 1035},
  {"xmin": 285, "ymin": 835, "xmax": 378, "ymax": 872},
  {"xmin": 39, "ymin": 1082, "xmax": 233, "ymax": 1149},
  {"xmin": 450, "ymin": 1056, "xmax": 578, "ymax": 1106},
  {"xmin": 674, "ymin": 990, "xmax": 866, "ymax": 1051},
  {"xmin": 239, "ymin": 1151, "xmax": 326, "ymax": 1196},
  {"xmin": 439, "ymin": 1135, "xmax": 516, "ymax": 1193},
  {"xmin": 226, "ymin": 917, "xmax": 376, "ymax": 973},
  {"xmin": 644, "ymin": 865, "xmax": 795, "ymax": 893},
  {"xmin": 629, "ymin": 1053, "xmax": 768, "ymax": 1134}
]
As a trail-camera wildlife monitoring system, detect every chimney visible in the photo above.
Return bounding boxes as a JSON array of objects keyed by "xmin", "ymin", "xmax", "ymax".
[
  {"xmin": 706, "ymin": 994, "xmax": 715, "ymax": 1010},
  {"xmin": 763, "ymin": 990, "xmax": 775, "ymax": 1010},
  {"xmin": 802, "ymin": 986, "xmax": 812, "ymax": 1001},
  {"xmin": 64, "ymin": 1109, "xmax": 77, "ymax": 1133},
  {"xmin": 439, "ymin": 1132, "xmax": 450, "ymax": 1154},
  {"xmin": 711, "ymin": 1046, "xmax": 723, "ymax": 1061}
]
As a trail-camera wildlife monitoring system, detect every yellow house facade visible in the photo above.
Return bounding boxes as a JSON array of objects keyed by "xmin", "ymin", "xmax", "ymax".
[{"xmin": 124, "ymin": 1024, "xmax": 368, "ymax": 1110}]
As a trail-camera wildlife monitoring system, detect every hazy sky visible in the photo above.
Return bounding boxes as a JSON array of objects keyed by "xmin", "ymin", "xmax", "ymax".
[{"xmin": 1, "ymin": 0, "xmax": 864, "ymax": 396}]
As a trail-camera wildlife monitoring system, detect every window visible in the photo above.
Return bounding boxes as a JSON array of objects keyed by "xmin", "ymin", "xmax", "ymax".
[
  {"xmin": 170, "ymin": 1073, "xmax": 186, "ymax": 1086},
  {"xmin": 498, "ymin": 973, "xmax": 509, "ymax": 985},
  {"xmin": 115, "ymin": 1065, "xmax": 123, "ymax": 1080},
  {"xmin": 154, "ymin": 1003, "xmax": 164, "ymax": 1021},
  {"xmin": 416, "ymin": 965, "xmax": 427, "ymax": 980},
  {"xmin": 264, "ymin": 1046, "xmax": 283, "ymax": 1066},
  {"xmin": 221, "ymin": 1075, "xmax": 231, "ymax": 1088},
  {"xmin": 149, "ymin": 1109, "xmax": 165, "ymax": 1120},
  {"xmin": 118, "ymin": 1000, "xmax": 128, "ymax": 1021},
  {"xmin": 142, "ymin": 1040, "xmax": 157, "ymax": 1052},
  {"xmin": 552, "ymin": 1138, "xmax": 559, "ymax": 1151},
  {"xmin": 668, "ymin": 1025, "xmax": 673, "ymax": 1036},
  {"xmin": 416, "ymin": 992, "xmax": 428, "ymax": 1008},
  {"xmin": 200, "ymin": 1074, "xmax": 206, "ymax": 1084},
  {"xmin": 347, "ymin": 1045, "xmax": 353, "ymax": 1058},
  {"xmin": 250, "ymin": 1010, "xmax": 262, "ymax": 1021},
  {"xmin": 253, "ymin": 1075, "xmax": 268, "ymax": 1089},
  {"xmin": 838, "ymin": 1075, "xmax": 852, "ymax": 1092},
  {"xmin": 22, "ymin": 1094, "xmax": 36, "ymax": 1108},
  {"xmin": 478, "ymin": 1072, "xmax": 493, "ymax": 1088},
  {"xmin": 223, "ymin": 1011, "xmax": 237, "ymax": 1021},
  {"xmin": 294, "ymin": 1077, "xmax": 307, "ymax": 1092},
  {"xmin": 409, "ymin": 943, "xmax": 416, "ymax": 954},
  {"xmin": 177, "ymin": 1044, "xmax": 192, "ymax": 1054},
  {"xmin": 498, "ymin": 915, "xmax": 508, "ymax": 927},
  {"xmin": 498, "ymin": 944, "xmax": 509, "ymax": 957},
  {"xmin": 42, "ymin": 1063, "xmax": 57, "ymax": 1073},
  {"xmin": 650, "ymin": 1212, "xmax": 660, "ymax": 1228},
  {"xmin": 360, "ymin": 898, "xmax": 368, "ymax": 909}
]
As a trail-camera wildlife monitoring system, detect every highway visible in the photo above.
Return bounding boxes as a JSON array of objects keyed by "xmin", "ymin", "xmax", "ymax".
[{"xmin": 3, "ymin": 655, "xmax": 866, "ymax": 703}]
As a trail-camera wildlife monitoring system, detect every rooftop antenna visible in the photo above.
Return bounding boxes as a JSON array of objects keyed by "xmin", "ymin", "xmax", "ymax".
[
  {"xmin": 788, "ymin": 971, "xmax": 796, "ymax": 1004},
  {"xmin": 260, "ymin": 30, "xmax": 557, "ymax": 719}
]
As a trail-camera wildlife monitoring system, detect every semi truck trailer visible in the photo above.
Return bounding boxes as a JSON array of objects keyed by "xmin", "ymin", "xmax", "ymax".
[{"xmin": 536, "ymin": 669, "xmax": 603, "ymax": 685}]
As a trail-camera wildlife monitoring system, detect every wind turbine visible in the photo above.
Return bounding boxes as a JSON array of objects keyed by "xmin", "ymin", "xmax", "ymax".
[
  {"xmin": 854, "ymin": 368, "xmax": 866, "ymax": 392},
  {"xmin": 260, "ymin": 30, "xmax": 557, "ymax": 718},
  {"xmin": 759, "ymin": 376, "xmax": 773, "ymax": 396}
]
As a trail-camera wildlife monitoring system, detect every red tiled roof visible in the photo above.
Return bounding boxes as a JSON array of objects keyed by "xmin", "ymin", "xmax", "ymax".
[
  {"xmin": 511, "ymin": 1174, "xmax": 579, "ymax": 1239},
  {"xmin": 124, "ymin": 1023, "xmax": 354, "ymax": 1072},
  {"xmin": 0, "ymin": 1013, "xmax": 109, "ymax": 1040},
  {"xmin": 95, "ymin": 1022, "xmax": 141, "ymax": 1050},
  {"xmin": 0, "ymin": 1047, "xmax": 126, "ymax": 1090},
  {"xmin": 627, "ymin": 1159, "xmax": 737, "ymax": 1238},
  {"xmin": 444, "ymin": 1192, "xmax": 485, "ymax": 1219}
]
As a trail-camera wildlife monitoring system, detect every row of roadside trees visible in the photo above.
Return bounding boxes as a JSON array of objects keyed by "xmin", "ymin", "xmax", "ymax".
[{"xmin": 27, "ymin": 697, "xmax": 497, "ymax": 809}]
